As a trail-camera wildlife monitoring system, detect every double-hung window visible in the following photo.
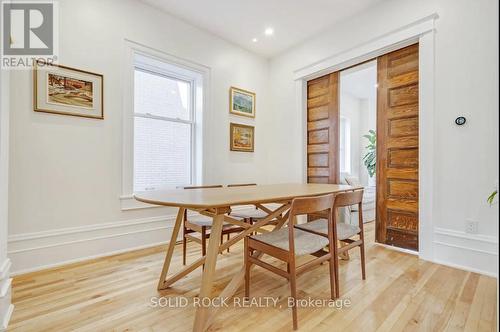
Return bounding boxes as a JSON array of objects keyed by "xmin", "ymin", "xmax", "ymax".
[
  {"xmin": 133, "ymin": 64, "xmax": 195, "ymax": 191},
  {"xmin": 122, "ymin": 43, "xmax": 206, "ymax": 210}
]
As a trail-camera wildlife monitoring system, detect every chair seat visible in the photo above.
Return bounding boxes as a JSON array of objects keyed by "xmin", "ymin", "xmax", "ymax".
[
  {"xmin": 231, "ymin": 203, "xmax": 283, "ymax": 219},
  {"xmin": 186, "ymin": 215, "xmax": 214, "ymax": 227},
  {"xmin": 186, "ymin": 215, "xmax": 241, "ymax": 229},
  {"xmin": 296, "ymin": 219, "xmax": 360, "ymax": 240},
  {"xmin": 231, "ymin": 208, "xmax": 269, "ymax": 220},
  {"xmin": 262, "ymin": 203, "xmax": 282, "ymax": 210},
  {"xmin": 250, "ymin": 227, "xmax": 329, "ymax": 255}
]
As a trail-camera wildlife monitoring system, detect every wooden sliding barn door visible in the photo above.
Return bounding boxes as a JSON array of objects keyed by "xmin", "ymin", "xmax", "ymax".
[
  {"xmin": 306, "ymin": 73, "xmax": 339, "ymax": 184},
  {"xmin": 376, "ymin": 44, "xmax": 419, "ymax": 250}
]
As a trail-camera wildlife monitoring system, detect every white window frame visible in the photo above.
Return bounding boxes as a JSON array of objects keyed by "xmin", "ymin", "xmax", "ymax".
[{"xmin": 121, "ymin": 40, "xmax": 210, "ymax": 210}]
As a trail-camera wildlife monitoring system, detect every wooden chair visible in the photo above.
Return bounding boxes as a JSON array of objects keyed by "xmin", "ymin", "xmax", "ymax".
[
  {"xmin": 182, "ymin": 185, "xmax": 243, "ymax": 265},
  {"xmin": 244, "ymin": 194, "xmax": 337, "ymax": 330},
  {"xmin": 228, "ymin": 183, "xmax": 281, "ymax": 225},
  {"xmin": 295, "ymin": 189, "xmax": 366, "ymax": 297}
]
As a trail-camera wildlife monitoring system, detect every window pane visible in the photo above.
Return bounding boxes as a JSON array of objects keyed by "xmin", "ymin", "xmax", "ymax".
[
  {"xmin": 134, "ymin": 69, "xmax": 191, "ymax": 120},
  {"xmin": 134, "ymin": 117, "xmax": 191, "ymax": 191}
]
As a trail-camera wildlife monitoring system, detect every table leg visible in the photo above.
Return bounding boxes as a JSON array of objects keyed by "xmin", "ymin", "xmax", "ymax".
[
  {"xmin": 193, "ymin": 212, "xmax": 225, "ymax": 331},
  {"xmin": 157, "ymin": 207, "xmax": 185, "ymax": 290},
  {"xmin": 202, "ymin": 206, "xmax": 292, "ymax": 330}
]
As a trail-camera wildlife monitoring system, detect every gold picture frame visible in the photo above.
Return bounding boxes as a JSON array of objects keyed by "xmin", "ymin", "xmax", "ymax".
[
  {"xmin": 34, "ymin": 60, "xmax": 104, "ymax": 119},
  {"xmin": 230, "ymin": 123, "xmax": 254, "ymax": 152},
  {"xmin": 229, "ymin": 86, "xmax": 255, "ymax": 118}
]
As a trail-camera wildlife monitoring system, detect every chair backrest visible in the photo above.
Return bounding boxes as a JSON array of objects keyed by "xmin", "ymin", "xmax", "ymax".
[
  {"xmin": 182, "ymin": 185, "xmax": 223, "ymax": 190},
  {"xmin": 227, "ymin": 183, "xmax": 257, "ymax": 187},
  {"xmin": 287, "ymin": 194, "xmax": 335, "ymax": 255},
  {"xmin": 333, "ymin": 189, "xmax": 364, "ymax": 208},
  {"xmin": 290, "ymin": 194, "xmax": 335, "ymax": 217}
]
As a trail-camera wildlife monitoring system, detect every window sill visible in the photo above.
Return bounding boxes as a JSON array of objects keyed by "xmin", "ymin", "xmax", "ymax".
[{"xmin": 120, "ymin": 195, "xmax": 163, "ymax": 211}]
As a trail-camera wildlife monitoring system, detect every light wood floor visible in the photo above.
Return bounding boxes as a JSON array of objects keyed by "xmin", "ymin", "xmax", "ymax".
[{"xmin": 9, "ymin": 222, "xmax": 497, "ymax": 332}]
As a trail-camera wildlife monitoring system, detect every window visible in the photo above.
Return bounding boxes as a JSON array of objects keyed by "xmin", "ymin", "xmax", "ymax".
[
  {"xmin": 339, "ymin": 117, "xmax": 351, "ymax": 173},
  {"xmin": 133, "ymin": 68, "xmax": 194, "ymax": 191},
  {"xmin": 122, "ymin": 43, "xmax": 207, "ymax": 209}
]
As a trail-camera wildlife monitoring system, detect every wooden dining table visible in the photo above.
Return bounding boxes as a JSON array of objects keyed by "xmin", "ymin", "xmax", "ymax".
[{"xmin": 134, "ymin": 183, "xmax": 358, "ymax": 332}]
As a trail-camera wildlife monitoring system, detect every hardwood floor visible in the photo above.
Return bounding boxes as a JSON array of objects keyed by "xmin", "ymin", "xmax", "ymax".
[{"xmin": 9, "ymin": 222, "xmax": 497, "ymax": 331}]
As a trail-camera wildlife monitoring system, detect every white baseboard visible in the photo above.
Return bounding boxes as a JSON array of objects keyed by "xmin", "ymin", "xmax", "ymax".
[
  {"xmin": 0, "ymin": 304, "xmax": 13, "ymax": 332},
  {"xmin": 0, "ymin": 259, "xmax": 13, "ymax": 332},
  {"xmin": 7, "ymin": 206, "xmax": 255, "ymax": 276},
  {"xmin": 374, "ymin": 242, "xmax": 419, "ymax": 256},
  {"xmin": 433, "ymin": 227, "xmax": 498, "ymax": 277},
  {"xmin": 0, "ymin": 260, "xmax": 10, "ymax": 282},
  {"xmin": 8, "ymin": 215, "xmax": 179, "ymax": 275},
  {"xmin": 432, "ymin": 258, "xmax": 498, "ymax": 278}
]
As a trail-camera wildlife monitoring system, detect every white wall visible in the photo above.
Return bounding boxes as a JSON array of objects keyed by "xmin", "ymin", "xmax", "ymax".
[
  {"xmin": 0, "ymin": 68, "xmax": 14, "ymax": 330},
  {"xmin": 269, "ymin": 0, "xmax": 499, "ymax": 275},
  {"xmin": 8, "ymin": 0, "xmax": 271, "ymax": 273},
  {"xmin": 339, "ymin": 62, "xmax": 377, "ymax": 187},
  {"xmin": 358, "ymin": 98, "xmax": 377, "ymax": 186},
  {"xmin": 339, "ymin": 92, "xmax": 361, "ymax": 181},
  {"xmin": 7, "ymin": 0, "xmax": 499, "ymax": 277}
]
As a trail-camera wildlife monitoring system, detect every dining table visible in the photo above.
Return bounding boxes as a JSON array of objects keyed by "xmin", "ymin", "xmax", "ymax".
[{"xmin": 134, "ymin": 183, "xmax": 359, "ymax": 332}]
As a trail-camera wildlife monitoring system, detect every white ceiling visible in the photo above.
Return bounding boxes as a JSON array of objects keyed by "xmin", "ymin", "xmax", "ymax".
[
  {"xmin": 340, "ymin": 60, "xmax": 377, "ymax": 100},
  {"xmin": 140, "ymin": 0, "xmax": 385, "ymax": 57}
]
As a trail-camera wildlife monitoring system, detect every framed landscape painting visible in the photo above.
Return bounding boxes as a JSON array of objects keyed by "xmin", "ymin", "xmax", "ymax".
[
  {"xmin": 34, "ymin": 60, "xmax": 104, "ymax": 119},
  {"xmin": 230, "ymin": 123, "xmax": 254, "ymax": 152},
  {"xmin": 230, "ymin": 86, "xmax": 255, "ymax": 118}
]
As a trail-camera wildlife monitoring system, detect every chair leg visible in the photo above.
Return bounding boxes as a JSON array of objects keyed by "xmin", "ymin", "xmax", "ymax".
[
  {"xmin": 249, "ymin": 218, "xmax": 255, "ymax": 236},
  {"xmin": 333, "ymin": 245, "xmax": 340, "ymax": 298},
  {"xmin": 182, "ymin": 225, "xmax": 187, "ymax": 266},
  {"xmin": 227, "ymin": 233, "xmax": 230, "ymax": 253},
  {"xmin": 360, "ymin": 234, "xmax": 366, "ymax": 280},
  {"xmin": 288, "ymin": 260, "xmax": 298, "ymax": 330},
  {"xmin": 244, "ymin": 238, "xmax": 250, "ymax": 298},
  {"xmin": 201, "ymin": 227, "xmax": 207, "ymax": 256},
  {"xmin": 358, "ymin": 203, "xmax": 366, "ymax": 280},
  {"xmin": 328, "ymin": 251, "xmax": 337, "ymax": 300}
]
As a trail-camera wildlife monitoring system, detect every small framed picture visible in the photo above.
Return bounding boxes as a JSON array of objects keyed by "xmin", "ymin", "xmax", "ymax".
[
  {"xmin": 34, "ymin": 60, "xmax": 104, "ymax": 119},
  {"xmin": 230, "ymin": 123, "xmax": 254, "ymax": 152},
  {"xmin": 229, "ymin": 86, "xmax": 255, "ymax": 118}
]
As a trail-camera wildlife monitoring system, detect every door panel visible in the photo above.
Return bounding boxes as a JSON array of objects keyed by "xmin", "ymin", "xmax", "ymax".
[
  {"xmin": 308, "ymin": 128, "xmax": 329, "ymax": 144},
  {"xmin": 308, "ymin": 154, "xmax": 329, "ymax": 167},
  {"xmin": 388, "ymin": 148, "xmax": 418, "ymax": 168},
  {"xmin": 376, "ymin": 44, "xmax": 419, "ymax": 251},
  {"xmin": 306, "ymin": 73, "xmax": 339, "ymax": 185}
]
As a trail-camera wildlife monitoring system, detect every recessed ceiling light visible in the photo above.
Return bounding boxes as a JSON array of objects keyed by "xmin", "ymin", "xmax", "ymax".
[
  {"xmin": 264, "ymin": 27, "xmax": 274, "ymax": 36},
  {"xmin": 252, "ymin": 38, "xmax": 258, "ymax": 43}
]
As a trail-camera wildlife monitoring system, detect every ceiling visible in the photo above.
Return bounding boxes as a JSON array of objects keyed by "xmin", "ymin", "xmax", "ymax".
[
  {"xmin": 140, "ymin": 0, "xmax": 384, "ymax": 57},
  {"xmin": 340, "ymin": 60, "xmax": 377, "ymax": 100}
]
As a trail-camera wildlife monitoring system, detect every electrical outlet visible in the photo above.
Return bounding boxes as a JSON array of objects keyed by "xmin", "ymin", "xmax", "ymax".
[{"xmin": 465, "ymin": 220, "xmax": 479, "ymax": 234}]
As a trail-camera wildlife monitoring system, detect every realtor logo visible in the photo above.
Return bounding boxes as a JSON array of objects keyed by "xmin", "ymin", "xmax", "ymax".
[{"xmin": 1, "ymin": 1, "xmax": 58, "ymax": 69}]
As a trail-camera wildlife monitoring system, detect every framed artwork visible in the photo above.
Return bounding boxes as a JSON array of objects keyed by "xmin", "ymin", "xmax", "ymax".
[
  {"xmin": 230, "ymin": 123, "xmax": 254, "ymax": 152},
  {"xmin": 34, "ymin": 60, "xmax": 104, "ymax": 119},
  {"xmin": 229, "ymin": 86, "xmax": 255, "ymax": 118}
]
